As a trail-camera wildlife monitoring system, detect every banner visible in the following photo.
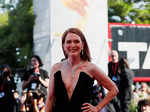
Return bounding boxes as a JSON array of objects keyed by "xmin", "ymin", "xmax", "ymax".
[{"xmin": 109, "ymin": 23, "xmax": 150, "ymax": 78}]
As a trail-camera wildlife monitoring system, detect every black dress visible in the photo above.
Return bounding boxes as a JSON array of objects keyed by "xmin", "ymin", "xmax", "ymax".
[{"xmin": 52, "ymin": 71, "xmax": 95, "ymax": 112}]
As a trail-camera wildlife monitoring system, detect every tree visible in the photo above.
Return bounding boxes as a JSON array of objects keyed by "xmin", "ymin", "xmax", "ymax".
[
  {"xmin": 108, "ymin": 0, "xmax": 150, "ymax": 24},
  {"xmin": 0, "ymin": 13, "xmax": 8, "ymax": 25},
  {"xmin": 0, "ymin": 0, "xmax": 35, "ymax": 69}
]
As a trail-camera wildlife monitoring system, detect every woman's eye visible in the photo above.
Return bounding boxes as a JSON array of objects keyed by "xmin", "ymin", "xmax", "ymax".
[
  {"xmin": 66, "ymin": 40, "xmax": 71, "ymax": 44},
  {"xmin": 66, "ymin": 39, "xmax": 80, "ymax": 44},
  {"xmin": 74, "ymin": 40, "xmax": 80, "ymax": 43}
]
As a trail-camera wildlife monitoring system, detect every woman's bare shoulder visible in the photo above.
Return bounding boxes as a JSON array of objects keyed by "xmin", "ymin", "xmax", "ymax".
[
  {"xmin": 50, "ymin": 62, "xmax": 63, "ymax": 74},
  {"xmin": 85, "ymin": 62, "xmax": 105, "ymax": 78},
  {"xmin": 82, "ymin": 62, "xmax": 98, "ymax": 78},
  {"xmin": 85, "ymin": 62, "xmax": 98, "ymax": 70}
]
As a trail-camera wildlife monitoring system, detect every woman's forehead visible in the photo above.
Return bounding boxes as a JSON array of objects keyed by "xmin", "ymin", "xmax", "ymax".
[{"xmin": 65, "ymin": 32, "xmax": 81, "ymax": 39}]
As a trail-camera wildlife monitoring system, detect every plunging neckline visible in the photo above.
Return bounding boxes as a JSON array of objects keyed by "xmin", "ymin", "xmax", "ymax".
[
  {"xmin": 60, "ymin": 71, "xmax": 81, "ymax": 101},
  {"xmin": 53, "ymin": 71, "xmax": 95, "ymax": 112}
]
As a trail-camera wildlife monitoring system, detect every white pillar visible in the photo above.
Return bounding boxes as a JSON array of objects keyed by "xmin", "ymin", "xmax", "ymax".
[{"xmin": 33, "ymin": 0, "xmax": 51, "ymax": 74}]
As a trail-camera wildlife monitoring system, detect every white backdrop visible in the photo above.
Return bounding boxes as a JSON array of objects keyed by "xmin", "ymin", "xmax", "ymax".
[
  {"xmin": 33, "ymin": 0, "xmax": 109, "ymax": 74},
  {"xmin": 51, "ymin": 0, "xmax": 109, "ymax": 73}
]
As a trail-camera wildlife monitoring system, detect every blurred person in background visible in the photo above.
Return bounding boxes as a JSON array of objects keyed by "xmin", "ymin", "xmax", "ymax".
[
  {"xmin": 22, "ymin": 55, "xmax": 49, "ymax": 98},
  {"xmin": 13, "ymin": 90, "xmax": 21, "ymax": 112},
  {"xmin": 108, "ymin": 50, "xmax": 120, "ymax": 86},
  {"xmin": 107, "ymin": 50, "xmax": 120, "ymax": 112},
  {"xmin": 22, "ymin": 55, "xmax": 49, "ymax": 111},
  {"xmin": 132, "ymin": 84, "xmax": 140, "ymax": 105},
  {"xmin": 25, "ymin": 90, "xmax": 34, "ymax": 112},
  {"xmin": 138, "ymin": 99, "xmax": 150, "ymax": 112},
  {"xmin": 24, "ymin": 90, "xmax": 45, "ymax": 112},
  {"xmin": 118, "ymin": 57, "xmax": 134, "ymax": 112},
  {"xmin": 33, "ymin": 92, "xmax": 45, "ymax": 112},
  {"xmin": 138, "ymin": 82, "xmax": 150, "ymax": 100},
  {"xmin": 0, "ymin": 64, "xmax": 16, "ymax": 112},
  {"xmin": 20, "ymin": 90, "xmax": 27, "ymax": 112}
]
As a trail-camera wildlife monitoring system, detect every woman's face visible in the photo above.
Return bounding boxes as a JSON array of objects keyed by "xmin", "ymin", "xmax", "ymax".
[
  {"xmin": 31, "ymin": 57, "xmax": 40, "ymax": 68},
  {"xmin": 141, "ymin": 105, "xmax": 150, "ymax": 112},
  {"xmin": 63, "ymin": 32, "xmax": 83, "ymax": 57}
]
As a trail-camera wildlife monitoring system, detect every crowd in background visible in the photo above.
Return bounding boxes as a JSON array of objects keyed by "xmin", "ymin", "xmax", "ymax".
[
  {"xmin": 0, "ymin": 52, "xmax": 150, "ymax": 112},
  {"xmin": 0, "ymin": 55, "xmax": 49, "ymax": 112},
  {"xmin": 132, "ymin": 82, "xmax": 150, "ymax": 104}
]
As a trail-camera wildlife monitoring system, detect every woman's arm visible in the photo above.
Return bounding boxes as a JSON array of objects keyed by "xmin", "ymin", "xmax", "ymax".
[
  {"xmin": 22, "ymin": 75, "xmax": 34, "ymax": 90},
  {"xmin": 82, "ymin": 63, "xmax": 118, "ymax": 112},
  {"xmin": 38, "ymin": 77, "xmax": 49, "ymax": 88},
  {"xmin": 45, "ymin": 64, "xmax": 58, "ymax": 112},
  {"xmin": 45, "ymin": 77, "xmax": 55, "ymax": 112}
]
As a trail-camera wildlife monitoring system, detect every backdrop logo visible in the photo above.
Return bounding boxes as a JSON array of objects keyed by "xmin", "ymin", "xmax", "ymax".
[{"xmin": 109, "ymin": 23, "xmax": 150, "ymax": 77}]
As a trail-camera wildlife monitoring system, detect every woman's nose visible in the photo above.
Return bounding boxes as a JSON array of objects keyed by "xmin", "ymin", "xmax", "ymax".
[{"xmin": 70, "ymin": 42, "xmax": 76, "ymax": 47}]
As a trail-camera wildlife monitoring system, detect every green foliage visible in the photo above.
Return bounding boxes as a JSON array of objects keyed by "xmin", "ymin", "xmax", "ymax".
[
  {"xmin": 0, "ymin": 13, "xmax": 8, "ymax": 25},
  {"xmin": 108, "ymin": 0, "xmax": 150, "ymax": 24},
  {"xmin": 0, "ymin": 0, "xmax": 35, "ymax": 69},
  {"xmin": 129, "ymin": 100, "xmax": 138, "ymax": 112}
]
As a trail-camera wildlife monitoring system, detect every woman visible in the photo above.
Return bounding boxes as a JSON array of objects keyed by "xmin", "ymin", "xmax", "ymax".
[
  {"xmin": 46, "ymin": 28, "xmax": 118, "ymax": 112},
  {"xmin": 0, "ymin": 64, "xmax": 16, "ymax": 112},
  {"xmin": 118, "ymin": 57, "xmax": 134, "ymax": 112}
]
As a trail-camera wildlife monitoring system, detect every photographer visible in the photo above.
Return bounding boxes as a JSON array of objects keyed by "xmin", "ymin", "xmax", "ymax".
[
  {"xmin": 0, "ymin": 64, "xmax": 16, "ymax": 112},
  {"xmin": 22, "ymin": 55, "xmax": 49, "ymax": 99}
]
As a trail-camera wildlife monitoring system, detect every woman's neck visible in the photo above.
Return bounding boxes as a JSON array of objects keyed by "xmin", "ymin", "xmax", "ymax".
[
  {"xmin": 68, "ymin": 57, "xmax": 82, "ymax": 67},
  {"xmin": 34, "ymin": 67, "xmax": 40, "ymax": 73}
]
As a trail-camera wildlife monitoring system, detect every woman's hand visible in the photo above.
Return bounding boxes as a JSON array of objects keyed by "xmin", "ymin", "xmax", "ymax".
[{"xmin": 81, "ymin": 103, "xmax": 99, "ymax": 112}]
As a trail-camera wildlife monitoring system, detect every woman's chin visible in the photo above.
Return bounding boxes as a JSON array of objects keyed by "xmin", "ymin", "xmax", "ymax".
[{"xmin": 68, "ymin": 53, "xmax": 79, "ymax": 57}]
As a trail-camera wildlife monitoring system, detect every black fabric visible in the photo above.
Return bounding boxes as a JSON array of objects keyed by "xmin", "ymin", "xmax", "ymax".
[
  {"xmin": 13, "ymin": 98, "xmax": 21, "ymax": 112},
  {"xmin": 52, "ymin": 71, "xmax": 94, "ymax": 112},
  {"xmin": 108, "ymin": 61, "xmax": 120, "ymax": 112},
  {"xmin": 107, "ymin": 62, "xmax": 134, "ymax": 112},
  {"xmin": 108, "ymin": 62, "xmax": 120, "ymax": 86},
  {"xmin": 0, "ymin": 76, "xmax": 16, "ymax": 112},
  {"xmin": 118, "ymin": 68, "xmax": 134, "ymax": 112}
]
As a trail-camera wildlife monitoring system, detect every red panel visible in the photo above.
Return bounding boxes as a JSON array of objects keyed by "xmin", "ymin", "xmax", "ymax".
[
  {"xmin": 108, "ymin": 23, "xmax": 112, "ymax": 61},
  {"xmin": 134, "ymin": 77, "xmax": 150, "ymax": 82}
]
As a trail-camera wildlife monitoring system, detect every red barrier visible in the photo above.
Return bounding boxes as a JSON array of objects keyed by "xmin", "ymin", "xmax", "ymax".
[{"xmin": 134, "ymin": 77, "xmax": 150, "ymax": 82}]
